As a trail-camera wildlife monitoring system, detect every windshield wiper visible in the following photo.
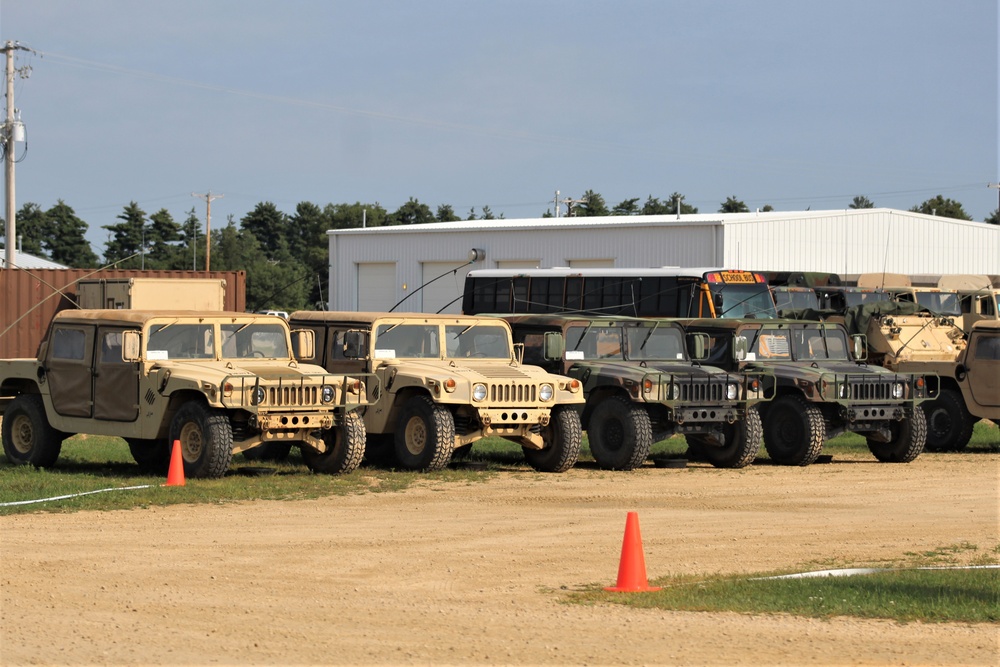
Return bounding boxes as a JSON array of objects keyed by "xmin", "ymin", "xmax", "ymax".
[{"xmin": 638, "ymin": 321, "xmax": 660, "ymax": 351}]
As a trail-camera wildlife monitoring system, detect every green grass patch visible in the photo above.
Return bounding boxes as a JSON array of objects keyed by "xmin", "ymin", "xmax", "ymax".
[
  {"xmin": 571, "ymin": 566, "xmax": 1000, "ymax": 624},
  {"xmin": 0, "ymin": 434, "xmax": 501, "ymax": 515}
]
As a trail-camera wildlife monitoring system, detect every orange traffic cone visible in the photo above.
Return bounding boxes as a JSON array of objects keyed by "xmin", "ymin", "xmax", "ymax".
[
  {"xmin": 165, "ymin": 439, "xmax": 186, "ymax": 487},
  {"xmin": 604, "ymin": 511, "xmax": 661, "ymax": 592}
]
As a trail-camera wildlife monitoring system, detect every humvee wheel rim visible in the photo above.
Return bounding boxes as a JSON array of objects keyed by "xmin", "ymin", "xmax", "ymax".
[
  {"xmin": 179, "ymin": 422, "xmax": 205, "ymax": 460},
  {"xmin": 403, "ymin": 416, "xmax": 427, "ymax": 456},
  {"xmin": 927, "ymin": 407, "xmax": 951, "ymax": 439},
  {"xmin": 10, "ymin": 414, "xmax": 34, "ymax": 454},
  {"xmin": 601, "ymin": 419, "xmax": 625, "ymax": 452}
]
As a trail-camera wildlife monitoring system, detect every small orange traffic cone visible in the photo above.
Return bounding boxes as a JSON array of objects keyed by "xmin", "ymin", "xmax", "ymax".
[
  {"xmin": 604, "ymin": 511, "xmax": 661, "ymax": 592},
  {"xmin": 165, "ymin": 439, "xmax": 186, "ymax": 487}
]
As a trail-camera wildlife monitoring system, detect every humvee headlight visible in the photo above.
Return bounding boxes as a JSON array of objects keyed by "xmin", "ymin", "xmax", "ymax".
[
  {"xmin": 669, "ymin": 383, "xmax": 680, "ymax": 400},
  {"xmin": 252, "ymin": 386, "xmax": 266, "ymax": 405},
  {"xmin": 472, "ymin": 383, "xmax": 488, "ymax": 402},
  {"xmin": 726, "ymin": 383, "xmax": 739, "ymax": 401},
  {"xmin": 539, "ymin": 383, "xmax": 554, "ymax": 402},
  {"xmin": 839, "ymin": 384, "xmax": 850, "ymax": 399},
  {"xmin": 892, "ymin": 382, "xmax": 905, "ymax": 399},
  {"xmin": 321, "ymin": 385, "xmax": 336, "ymax": 403}
]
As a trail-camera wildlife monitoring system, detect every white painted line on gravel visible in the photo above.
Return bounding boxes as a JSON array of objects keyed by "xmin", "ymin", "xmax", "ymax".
[
  {"xmin": 755, "ymin": 565, "xmax": 1000, "ymax": 580},
  {"xmin": 0, "ymin": 485, "xmax": 155, "ymax": 507}
]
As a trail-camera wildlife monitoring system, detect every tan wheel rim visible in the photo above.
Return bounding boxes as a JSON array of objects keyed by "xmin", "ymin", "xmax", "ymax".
[
  {"xmin": 403, "ymin": 416, "xmax": 427, "ymax": 456},
  {"xmin": 179, "ymin": 422, "xmax": 204, "ymax": 461},
  {"xmin": 11, "ymin": 414, "xmax": 33, "ymax": 455}
]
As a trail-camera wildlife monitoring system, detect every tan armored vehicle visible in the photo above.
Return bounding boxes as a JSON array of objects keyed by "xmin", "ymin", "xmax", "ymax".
[
  {"xmin": 843, "ymin": 301, "xmax": 974, "ymax": 450},
  {"xmin": 288, "ymin": 312, "xmax": 585, "ymax": 472},
  {"xmin": 0, "ymin": 310, "xmax": 370, "ymax": 478}
]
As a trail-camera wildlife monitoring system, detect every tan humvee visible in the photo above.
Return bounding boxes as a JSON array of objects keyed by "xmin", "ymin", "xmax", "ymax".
[
  {"xmin": 0, "ymin": 310, "xmax": 370, "ymax": 478},
  {"xmin": 289, "ymin": 311, "xmax": 585, "ymax": 472}
]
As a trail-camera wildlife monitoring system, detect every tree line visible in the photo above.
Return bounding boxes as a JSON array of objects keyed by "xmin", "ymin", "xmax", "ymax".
[{"xmin": 2, "ymin": 192, "xmax": 996, "ymax": 312}]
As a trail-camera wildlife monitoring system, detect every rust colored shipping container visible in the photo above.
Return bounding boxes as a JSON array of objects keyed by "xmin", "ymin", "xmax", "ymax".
[{"xmin": 0, "ymin": 269, "xmax": 246, "ymax": 359}]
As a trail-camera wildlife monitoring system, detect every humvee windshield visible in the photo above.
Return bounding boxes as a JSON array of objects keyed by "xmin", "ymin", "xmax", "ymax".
[
  {"xmin": 625, "ymin": 325, "xmax": 686, "ymax": 361},
  {"xmin": 373, "ymin": 322, "xmax": 511, "ymax": 359},
  {"xmin": 220, "ymin": 323, "xmax": 289, "ymax": 359},
  {"xmin": 749, "ymin": 326, "xmax": 849, "ymax": 361},
  {"xmin": 146, "ymin": 322, "xmax": 290, "ymax": 360},
  {"xmin": 773, "ymin": 288, "xmax": 820, "ymax": 312}
]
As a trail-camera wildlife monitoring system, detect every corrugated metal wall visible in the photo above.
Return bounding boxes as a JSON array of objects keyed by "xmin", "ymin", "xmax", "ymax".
[
  {"xmin": 722, "ymin": 210, "xmax": 1000, "ymax": 275},
  {"xmin": 328, "ymin": 220, "xmax": 721, "ymax": 312},
  {"xmin": 0, "ymin": 269, "xmax": 246, "ymax": 358}
]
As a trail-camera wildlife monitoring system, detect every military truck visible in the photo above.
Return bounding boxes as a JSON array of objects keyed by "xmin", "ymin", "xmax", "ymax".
[
  {"xmin": 953, "ymin": 320, "xmax": 1000, "ymax": 429},
  {"xmin": 679, "ymin": 318, "xmax": 932, "ymax": 465},
  {"xmin": 842, "ymin": 301, "xmax": 979, "ymax": 451},
  {"xmin": 500, "ymin": 315, "xmax": 772, "ymax": 469},
  {"xmin": 0, "ymin": 310, "xmax": 371, "ymax": 478},
  {"xmin": 288, "ymin": 311, "xmax": 584, "ymax": 472}
]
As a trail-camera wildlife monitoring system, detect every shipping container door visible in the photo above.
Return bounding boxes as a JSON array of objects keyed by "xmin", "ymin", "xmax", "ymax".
[
  {"xmin": 420, "ymin": 261, "xmax": 472, "ymax": 314},
  {"xmin": 357, "ymin": 263, "xmax": 397, "ymax": 311}
]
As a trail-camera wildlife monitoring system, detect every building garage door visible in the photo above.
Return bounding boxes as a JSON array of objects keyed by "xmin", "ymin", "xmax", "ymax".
[
  {"xmin": 357, "ymin": 263, "xmax": 397, "ymax": 311},
  {"xmin": 420, "ymin": 261, "xmax": 472, "ymax": 314}
]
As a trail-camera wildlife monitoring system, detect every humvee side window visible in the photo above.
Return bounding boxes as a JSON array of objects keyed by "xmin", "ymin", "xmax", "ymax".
[
  {"xmin": 974, "ymin": 334, "xmax": 1000, "ymax": 361},
  {"xmin": 51, "ymin": 328, "xmax": 86, "ymax": 360},
  {"xmin": 518, "ymin": 332, "xmax": 546, "ymax": 365},
  {"xmin": 100, "ymin": 331, "xmax": 125, "ymax": 363}
]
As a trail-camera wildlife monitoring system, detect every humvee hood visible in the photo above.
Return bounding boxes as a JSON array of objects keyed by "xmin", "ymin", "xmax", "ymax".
[{"xmin": 155, "ymin": 360, "xmax": 332, "ymax": 382}]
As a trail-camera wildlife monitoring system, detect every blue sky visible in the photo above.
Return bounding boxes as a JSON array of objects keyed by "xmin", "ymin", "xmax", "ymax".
[{"xmin": 1, "ymin": 0, "xmax": 997, "ymax": 258}]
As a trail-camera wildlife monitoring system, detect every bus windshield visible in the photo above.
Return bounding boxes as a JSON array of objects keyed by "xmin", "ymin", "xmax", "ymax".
[{"xmin": 712, "ymin": 284, "xmax": 778, "ymax": 319}]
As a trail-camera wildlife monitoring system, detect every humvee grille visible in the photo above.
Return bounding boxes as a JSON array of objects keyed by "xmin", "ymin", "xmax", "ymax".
[
  {"xmin": 489, "ymin": 382, "xmax": 538, "ymax": 404},
  {"xmin": 678, "ymin": 381, "xmax": 727, "ymax": 402},
  {"xmin": 847, "ymin": 378, "xmax": 892, "ymax": 401},
  {"xmin": 268, "ymin": 385, "xmax": 320, "ymax": 406}
]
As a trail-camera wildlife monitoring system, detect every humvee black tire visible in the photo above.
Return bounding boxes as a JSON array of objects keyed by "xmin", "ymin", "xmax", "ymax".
[
  {"xmin": 168, "ymin": 401, "xmax": 234, "ymax": 479},
  {"xmin": 692, "ymin": 406, "xmax": 763, "ymax": 469},
  {"xmin": 2, "ymin": 394, "xmax": 62, "ymax": 468},
  {"xmin": 394, "ymin": 395, "xmax": 454, "ymax": 471},
  {"xmin": 524, "ymin": 405, "xmax": 581, "ymax": 473},
  {"xmin": 762, "ymin": 395, "xmax": 825, "ymax": 466},
  {"xmin": 303, "ymin": 412, "xmax": 366, "ymax": 474},
  {"xmin": 921, "ymin": 388, "xmax": 975, "ymax": 452},
  {"xmin": 588, "ymin": 396, "xmax": 653, "ymax": 470},
  {"xmin": 867, "ymin": 407, "xmax": 927, "ymax": 463},
  {"xmin": 127, "ymin": 438, "xmax": 171, "ymax": 474},
  {"xmin": 243, "ymin": 442, "xmax": 292, "ymax": 462}
]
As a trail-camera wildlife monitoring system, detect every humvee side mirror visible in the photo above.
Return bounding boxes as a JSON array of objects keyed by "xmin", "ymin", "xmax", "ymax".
[
  {"xmin": 543, "ymin": 331, "xmax": 565, "ymax": 360},
  {"xmin": 713, "ymin": 292, "xmax": 725, "ymax": 315},
  {"xmin": 851, "ymin": 334, "xmax": 867, "ymax": 361},
  {"xmin": 291, "ymin": 329, "xmax": 315, "ymax": 360},
  {"xmin": 687, "ymin": 332, "xmax": 709, "ymax": 361},
  {"xmin": 733, "ymin": 335, "xmax": 749, "ymax": 362},
  {"xmin": 343, "ymin": 330, "xmax": 365, "ymax": 359},
  {"xmin": 955, "ymin": 363, "xmax": 968, "ymax": 382},
  {"xmin": 122, "ymin": 331, "xmax": 141, "ymax": 362}
]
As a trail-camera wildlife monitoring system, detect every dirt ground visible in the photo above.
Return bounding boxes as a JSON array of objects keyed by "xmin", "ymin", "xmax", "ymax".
[{"xmin": 2, "ymin": 447, "xmax": 999, "ymax": 666}]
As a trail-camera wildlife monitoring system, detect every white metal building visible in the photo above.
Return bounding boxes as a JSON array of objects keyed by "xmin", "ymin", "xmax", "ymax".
[{"xmin": 326, "ymin": 208, "xmax": 1000, "ymax": 314}]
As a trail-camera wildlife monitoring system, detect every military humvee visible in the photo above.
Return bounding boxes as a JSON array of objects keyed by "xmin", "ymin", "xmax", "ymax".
[
  {"xmin": 288, "ymin": 312, "xmax": 584, "ymax": 472},
  {"xmin": 679, "ymin": 318, "xmax": 932, "ymax": 465},
  {"xmin": 499, "ymin": 314, "xmax": 772, "ymax": 469},
  {"xmin": 0, "ymin": 310, "xmax": 371, "ymax": 478}
]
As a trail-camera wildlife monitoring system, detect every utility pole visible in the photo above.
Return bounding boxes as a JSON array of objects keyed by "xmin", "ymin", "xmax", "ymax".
[
  {"xmin": 989, "ymin": 183, "xmax": 1000, "ymax": 212},
  {"xmin": 192, "ymin": 191, "xmax": 223, "ymax": 272},
  {"xmin": 2, "ymin": 41, "xmax": 32, "ymax": 269}
]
